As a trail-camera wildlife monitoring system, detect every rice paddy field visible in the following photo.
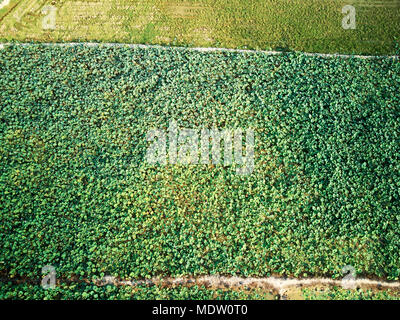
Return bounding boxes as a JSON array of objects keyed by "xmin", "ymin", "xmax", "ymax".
[{"xmin": 0, "ymin": 0, "xmax": 399, "ymax": 301}]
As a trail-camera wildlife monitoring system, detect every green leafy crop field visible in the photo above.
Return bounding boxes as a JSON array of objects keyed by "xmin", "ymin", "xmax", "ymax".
[
  {"xmin": 302, "ymin": 286, "xmax": 400, "ymax": 300},
  {"xmin": 1, "ymin": 44, "xmax": 399, "ymax": 286},
  {"xmin": 2, "ymin": 282, "xmax": 400, "ymax": 300},
  {"xmin": 0, "ymin": 0, "xmax": 399, "ymax": 54}
]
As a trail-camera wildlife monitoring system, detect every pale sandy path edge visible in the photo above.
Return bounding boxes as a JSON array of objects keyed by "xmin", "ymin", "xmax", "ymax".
[{"xmin": 0, "ymin": 42, "xmax": 398, "ymax": 59}]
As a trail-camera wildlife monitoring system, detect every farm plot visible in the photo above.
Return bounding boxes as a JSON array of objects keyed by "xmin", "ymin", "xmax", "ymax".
[
  {"xmin": 0, "ymin": 0, "xmax": 399, "ymax": 54},
  {"xmin": 0, "ymin": 44, "xmax": 399, "ymax": 287}
]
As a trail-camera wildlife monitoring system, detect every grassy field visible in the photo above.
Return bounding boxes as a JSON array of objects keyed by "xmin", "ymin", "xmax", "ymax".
[{"xmin": 0, "ymin": 0, "xmax": 399, "ymax": 54}]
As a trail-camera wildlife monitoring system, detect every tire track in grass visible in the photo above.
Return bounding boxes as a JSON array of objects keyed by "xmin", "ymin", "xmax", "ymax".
[{"xmin": 0, "ymin": 0, "xmax": 20, "ymax": 23}]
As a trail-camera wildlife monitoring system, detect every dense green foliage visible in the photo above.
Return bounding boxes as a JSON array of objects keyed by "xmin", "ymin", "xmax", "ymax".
[
  {"xmin": 303, "ymin": 287, "xmax": 400, "ymax": 300},
  {"xmin": 1, "ymin": 44, "xmax": 399, "ymax": 284},
  {"xmin": 3, "ymin": 281, "xmax": 399, "ymax": 300},
  {"xmin": 0, "ymin": 282, "xmax": 271, "ymax": 300}
]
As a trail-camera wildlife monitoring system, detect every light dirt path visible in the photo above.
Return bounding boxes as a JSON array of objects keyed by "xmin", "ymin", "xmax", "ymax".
[
  {"xmin": 94, "ymin": 275, "xmax": 400, "ymax": 299},
  {"xmin": 0, "ymin": 42, "xmax": 398, "ymax": 59}
]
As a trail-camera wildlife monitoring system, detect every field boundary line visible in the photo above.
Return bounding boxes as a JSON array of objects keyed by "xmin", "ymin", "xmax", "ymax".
[
  {"xmin": 92, "ymin": 275, "xmax": 400, "ymax": 291},
  {"xmin": 0, "ymin": 42, "xmax": 398, "ymax": 59},
  {"xmin": 3, "ymin": 275, "xmax": 400, "ymax": 291}
]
